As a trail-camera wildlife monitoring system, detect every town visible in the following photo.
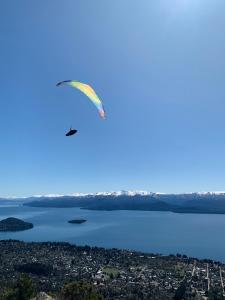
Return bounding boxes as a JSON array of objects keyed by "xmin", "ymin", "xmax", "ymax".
[{"xmin": 0, "ymin": 240, "xmax": 224, "ymax": 299}]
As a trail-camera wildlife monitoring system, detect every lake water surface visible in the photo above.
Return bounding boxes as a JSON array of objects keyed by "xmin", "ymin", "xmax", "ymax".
[{"xmin": 0, "ymin": 204, "xmax": 225, "ymax": 262}]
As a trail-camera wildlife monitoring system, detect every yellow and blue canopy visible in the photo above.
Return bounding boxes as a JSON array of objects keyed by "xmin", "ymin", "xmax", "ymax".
[{"xmin": 56, "ymin": 80, "xmax": 105, "ymax": 119}]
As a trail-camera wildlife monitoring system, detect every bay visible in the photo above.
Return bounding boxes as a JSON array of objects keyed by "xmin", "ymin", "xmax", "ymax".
[{"xmin": 0, "ymin": 204, "xmax": 225, "ymax": 262}]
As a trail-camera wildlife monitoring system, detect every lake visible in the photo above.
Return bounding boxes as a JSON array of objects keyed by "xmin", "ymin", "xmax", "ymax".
[{"xmin": 0, "ymin": 204, "xmax": 225, "ymax": 262}]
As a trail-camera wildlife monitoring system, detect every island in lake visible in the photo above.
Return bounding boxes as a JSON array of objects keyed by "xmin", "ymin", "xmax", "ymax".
[
  {"xmin": 0, "ymin": 217, "xmax": 33, "ymax": 232},
  {"xmin": 68, "ymin": 219, "xmax": 87, "ymax": 224}
]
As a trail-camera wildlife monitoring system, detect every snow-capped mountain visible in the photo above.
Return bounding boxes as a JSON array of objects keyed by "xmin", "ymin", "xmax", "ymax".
[
  {"xmin": 194, "ymin": 191, "xmax": 225, "ymax": 195},
  {"xmin": 4, "ymin": 190, "xmax": 225, "ymax": 214},
  {"xmin": 30, "ymin": 190, "xmax": 225, "ymax": 199},
  {"xmin": 31, "ymin": 190, "xmax": 152, "ymax": 198},
  {"xmin": 3, "ymin": 190, "xmax": 225, "ymax": 200}
]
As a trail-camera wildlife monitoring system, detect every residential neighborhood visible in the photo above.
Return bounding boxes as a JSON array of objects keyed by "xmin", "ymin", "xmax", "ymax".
[{"xmin": 0, "ymin": 240, "xmax": 225, "ymax": 299}]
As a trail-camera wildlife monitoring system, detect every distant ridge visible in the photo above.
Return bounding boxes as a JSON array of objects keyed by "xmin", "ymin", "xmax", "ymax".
[
  {"xmin": 31, "ymin": 190, "xmax": 153, "ymax": 198},
  {"xmin": 3, "ymin": 190, "xmax": 225, "ymax": 200},
  {"xmin": 21, "ymin": 191, "xmax": 225, "ymax": 214}
]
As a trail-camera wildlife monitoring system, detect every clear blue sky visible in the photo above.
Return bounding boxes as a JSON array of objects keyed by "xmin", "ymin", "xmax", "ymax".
[{"xmin": 1, "ymin": 0, "xmax": 225, "ymax": 197}]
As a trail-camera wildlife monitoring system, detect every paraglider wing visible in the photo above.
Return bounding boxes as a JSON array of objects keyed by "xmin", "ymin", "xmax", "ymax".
[{"xmin": 56, "ymin": 80, "xmax": 105, "ymax": 119}]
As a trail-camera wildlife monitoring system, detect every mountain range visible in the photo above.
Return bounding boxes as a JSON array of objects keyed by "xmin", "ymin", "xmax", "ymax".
[{"xmin": 13, "ymin": 190, "xmax": 225, "ymax": 214}]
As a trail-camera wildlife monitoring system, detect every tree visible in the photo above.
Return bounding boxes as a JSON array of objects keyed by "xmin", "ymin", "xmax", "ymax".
[
  {"xmin": 174, "ymin": 280, "xmax": 187, "ymax": 300},
  {"xmin": 60, "ymin": 281, "xmax": 103, "ymax": 300},
  {"xmin": 208, "ymin": 287, "xmax": 225, "ymax": 300},
  {"xmin": 6, "ymin": 274, "xmax": 35, "ymax": 300}
]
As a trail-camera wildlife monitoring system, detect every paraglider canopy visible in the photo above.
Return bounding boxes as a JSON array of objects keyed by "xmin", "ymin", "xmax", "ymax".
[{"xmin": 56, "ymin": 80, "xmax": 105, "ymax": 119}]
